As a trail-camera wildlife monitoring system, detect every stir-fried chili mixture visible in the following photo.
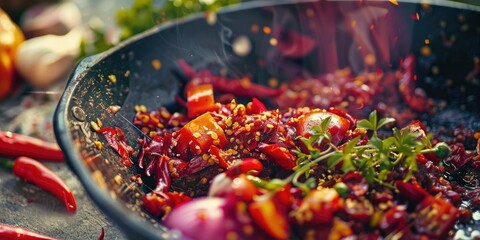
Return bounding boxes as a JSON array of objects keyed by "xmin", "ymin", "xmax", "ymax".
[{"xmin": 97, "ymin": 58, "xmax": 480, "ymax": 239}]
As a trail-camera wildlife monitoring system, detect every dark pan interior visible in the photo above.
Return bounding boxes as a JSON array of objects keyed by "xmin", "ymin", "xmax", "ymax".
[{"xmin": 54, "ymin": 1, "xmax": 480, "ymax": 239}]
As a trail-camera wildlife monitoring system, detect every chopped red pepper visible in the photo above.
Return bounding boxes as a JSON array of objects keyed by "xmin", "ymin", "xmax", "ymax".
[
  {"xmin": 249, "ymin": 197, "xmax": 290, "ymax": 239},
  {"xmin": 0, "ymin": 131, "xmax": 64, "ymax": 162},
  {"xmin": 142, "ymin": 191, "xmax": 192, "ymax": 219},
  {"xmin": 258, "ymin": 143, "xmax": 296, "ymax": 170},
  {"xmin": 12, "ymin": 156, "xmax": 76, "ymax": 213},
  {"xmin": 97, "ymin": 127, "xmax": 134, "ymax": 167},
  {"xmin": 209, "ymin": 145, "xmax": 228, "ymax": 169},
  {"xmin": 225, "ymin": 158, "xmax": 263, "ymax": 177},
  {"xmin": 246, "ymin": 97, "xmax": 267, "ymax": 115},
  {"xmin": 0, "ymin": 223, "xmax": 58, "ymax": 240},
  {"xmin": 186, "ymin": 83, "xmax": 216, "ymax": 119},
  {"xmin": 174, "ymin": 112, "xmax": 227, "ymax": 157}
]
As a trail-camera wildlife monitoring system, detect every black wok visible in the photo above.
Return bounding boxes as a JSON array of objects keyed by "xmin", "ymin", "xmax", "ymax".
[{"xmin": 53, "ymin": 0, "xmax": 480, "ymax": 239}]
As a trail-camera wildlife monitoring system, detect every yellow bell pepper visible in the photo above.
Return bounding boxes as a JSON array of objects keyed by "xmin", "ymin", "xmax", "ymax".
[{"xmin": 0, "ymin": 8, "xmax": 24, "ymax": 100}]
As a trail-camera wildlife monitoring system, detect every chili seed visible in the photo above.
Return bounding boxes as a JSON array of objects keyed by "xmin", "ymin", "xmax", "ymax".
[
  {"xmin": 114, "ymin": 174, "xmax": 122, "ymax": 185},
  {"xmin": 94, "ymin": 140, "xmax": 103, "ymax": 150},
  {"xmin": 108, "ymin": 74, "xmax": 117, "ymax": 83},
  {"xmin": 91, "ymin": 121, "xmax": 100, "ymax": 132}
]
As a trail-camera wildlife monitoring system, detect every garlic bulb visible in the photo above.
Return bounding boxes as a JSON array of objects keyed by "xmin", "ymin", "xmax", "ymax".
[
  {"xmin": 21, "ymin": 2, "xmax": 82, "ymax": 38},
  {"xmin": 15, "ymin": 27, "xmax": 83, "ymax": 89}
]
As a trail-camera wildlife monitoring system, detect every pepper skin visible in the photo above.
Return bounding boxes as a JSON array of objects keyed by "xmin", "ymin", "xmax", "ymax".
[
  {"xmin": 13, "ymin": 156, "xmax": 76, "ymax": 213},
  {"xmin": 0, "ymin": 131, "xmax": 64, "ymax": 161},
  {"xmin": 0, "ymin": 223, "xmax": 57, "ymax": 240}
]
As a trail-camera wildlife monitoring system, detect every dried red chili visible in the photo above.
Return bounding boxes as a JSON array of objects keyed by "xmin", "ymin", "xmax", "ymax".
[
  {"xmin": 0, "ymin": 131, "xmax": 64, "ymax": 162},
  {"xmin": 0, "ymin": 223, "xmax": 58, "ymax": 240},
  {"xmin": 12, "ymin": 156, "xmax": 76, "ymax": 213},
  {"xmin": 178, "ymin": 59, "xmax": 284, "ymax": 99}
]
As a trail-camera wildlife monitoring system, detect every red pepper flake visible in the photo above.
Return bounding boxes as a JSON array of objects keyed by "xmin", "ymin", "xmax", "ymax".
[{"xmin": 389, "ymin": 0, "xmax": 399, "ymax": 6}]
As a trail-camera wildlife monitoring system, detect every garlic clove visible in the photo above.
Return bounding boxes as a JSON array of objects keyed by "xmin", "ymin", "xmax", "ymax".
[
  {"xmin": 20, "ymin": 1, "xmax": 82, "ymax": 38},
  {"xmin": 15, "ymin": 27, "xmax": 83, "ymax": 89}
]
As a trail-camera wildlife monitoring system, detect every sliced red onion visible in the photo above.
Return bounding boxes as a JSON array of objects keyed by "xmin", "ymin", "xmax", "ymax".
[{"xmin": 164, "ymin": 197, "xmax": 256, "ymax": 240}]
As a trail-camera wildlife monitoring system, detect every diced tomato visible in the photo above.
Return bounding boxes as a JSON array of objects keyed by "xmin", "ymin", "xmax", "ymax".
[
  {"xmin": 296, "ymin": 110, "xmax": 350, "ymax": 146},
  {"xmin": 187, "ymin": 83, "xmax": 216, "ymax": 119},
  {"xmin": 174, "ymin": 112, "xmax": 227, "ymax": 157},
  {"xmin": 249, "ymin": 197, "xmax": 290, "ymax": 239}
]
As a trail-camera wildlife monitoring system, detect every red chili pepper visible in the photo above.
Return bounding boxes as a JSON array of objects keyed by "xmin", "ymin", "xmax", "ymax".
[
  {"xmin": 273, "ymin": 26, "xmax": 316, "ymax": 58},
  {"xmin": 247, "ymin": 97, "xmax": 267, "ymax": 115},
  {"xmin": 0, "ymin": 131, "xmax": 64, "ymax": 162},
  {"xmin": 225, "ymin": 158, "xmax": 263, "ymax": 177},
  {"xmin": 12, "ymin": 156, "xmax": 76, "ymax": 213},
  {"xmin": 142, "ymin": 191, "xmax": 192, "ymax": 218},
  {"xmin": 327, "ymin": 107, "xmax": 357, "ymax": 130},
  {"xmin": 178, "ymin": 59, "xmax": 284, "ymax": 99},
  {"xmin": 258, "ymin": 143, "xmax": 296, "ymax": 170},
  {"xmin": 97, "ymin": 227, "xmax": 104, "ymax": 240},
  {"xmin": 398, "ymin": 55, "xmax": 429, "ymax": 112},
  {"xmin": 0, "ymin": 223, "xmax": 58, "ymax": 240},
  {"xmin": 97, "ymin": 127, "xmax": 134, "ymax": 167}
]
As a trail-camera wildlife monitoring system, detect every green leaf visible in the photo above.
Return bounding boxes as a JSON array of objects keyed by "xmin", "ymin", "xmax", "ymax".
[
  {"xmin": 382, "ymin": 137, "xmax": 396, "ymax": 150},
  {"xmin": 357, "ymin": 119, "xmax": 374, "ymax": 130},
  {"xmin": 377, "ymin": 117, "xmax": 396, "ymax": 129},
  {"xmin": 343, "ymin": 136, "xmax": 360, "ymax": 154},
  {"xmin": 321, "ymin": 116, "xmax": 332, "ymax": 132},
  {"xmin": 378, "ymin": 169, "xmax": 390, "ymax": 181},
  {"xmin": 369, "ymin": 136, "xmax": 383, "ymax": 151},
  {"xmin": 364, "ymin": 167, "xmax": 375, "ymax": 185},
  {"xmin": 341, "ymin": 155, "xmax": 356, "ymax": 173},
  {"xmin": 369, "ymin": 110, "xmax": 378, "ymax": 130},
  {"xmin": 327, "ymin": 152, "xmax": 344, "ymax": 168}
]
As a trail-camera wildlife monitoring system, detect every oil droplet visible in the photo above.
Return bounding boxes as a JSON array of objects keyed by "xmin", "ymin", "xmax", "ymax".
[
  {"xmin": 205, "ymin": 12, "xmax": 217, "ymax": 25},
  {"xmin": 232, "ymin": 36, "xmax": 251, "ymax": 57},
  {"xmin": 262, "ymin": 26, "xmax": 272, "ymax": 35},
  {"xmin": 364, "ymin": 54, "xmax": 376, "ymax": 66},
  {"xmin": 306, "ymin": 8, "xmax": 315, "ymax": 17},
  {"xmin": 269, "ymin": 38, "xmax": 278, "ymax": 46},
  {"xmin": 151, "ymin": 59, "xmax": 162, "ymax": 70},
  {"xmin": 420, "ymin": 46, "xmax": 431, "ymax": 56},
  {"xmin": 268, "ymin": 78, "xmax": 279, "ymax": 88},
  {"xmin": 250, "ymin": 24, "xmax": 259, "ymax": 33}
]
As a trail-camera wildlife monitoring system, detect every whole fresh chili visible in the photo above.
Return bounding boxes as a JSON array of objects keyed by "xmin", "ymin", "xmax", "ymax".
[
  {"xmin": 0, "ymin": 131, "xmax": 64, "ymax": 162},
  {"xmin": 12, "ymin": 156, "xmax": 76, "ymax": 213},
  {"xmin": 0, "ymin": 223, "xmax": 58, "ymax": 240},
  {"xmin": 98, "ymin": 56, "xmax": 480, "ymax": 239}
]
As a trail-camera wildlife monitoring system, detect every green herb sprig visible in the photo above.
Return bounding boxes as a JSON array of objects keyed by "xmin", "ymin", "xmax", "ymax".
[{"xmin": 248, "ymin": 111, "xmax": 450, "ymax": 195}]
